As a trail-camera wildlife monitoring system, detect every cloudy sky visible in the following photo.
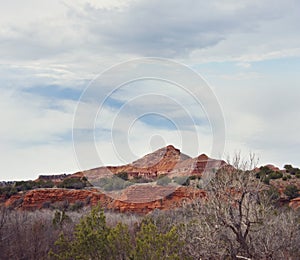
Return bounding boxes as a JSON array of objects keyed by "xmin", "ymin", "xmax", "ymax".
[{"xmin": 1, "ymin": 0, "xmax": 300, "ymax": 180}]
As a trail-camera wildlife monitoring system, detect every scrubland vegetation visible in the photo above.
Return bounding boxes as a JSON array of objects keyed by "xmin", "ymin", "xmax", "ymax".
[
  {"xmin": 0, "ymin": 177, "xmax": 90, "ymax": 199},
  {"xmin": 0, "ymin": 157, "xmax": 300, "ymax": 259},
  {"xmin": 256, "ymin": 164, "xmax": 300, "ymax": 184}
]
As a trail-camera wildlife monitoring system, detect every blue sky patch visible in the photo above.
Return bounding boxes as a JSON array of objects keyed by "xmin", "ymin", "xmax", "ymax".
[{"xmin": 23, "ymin": 85, "xmax": 83, "ymax": 101}]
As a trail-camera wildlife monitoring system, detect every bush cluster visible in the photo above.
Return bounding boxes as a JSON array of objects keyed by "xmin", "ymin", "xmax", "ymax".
[
  {"xmin": 156, "ymin": 176, "xmax": 171, "ymax": 186},
  {"xmin": 256, "ymin": 166, "xmax": 285, "ymax": 184},
  {"xmin": 262, "ymin": 186, "xmax": 280, "ymax": 202},
  {"xmin": 57, "ymin": 177, "xmax": 88, "ymax": 190},
  {"xmin": 1, "ymin": 161, "xmax": 300, "ymax": 260},
  {"xmin": 50, "ymin": 206, "xmax": 186, "ymax": 260},
  {"xmin": 128, "ymin": 176, "xmax": 152, "ymax": 184},
  {"xmin": 0, "ymin": 177, "xmax": 91, "ymax": 199},
  {"xmin": 116, "ymin": 172, "xmax": 129, "ymax": 181},
  {"xmin": 97, "ymin": 176, "xmax": 132, "ymax": 191},
  {"xmin": 284, "ymin": 164, "xmax": 300, "ymax": 175},
  {"xmin": 284, "ymin": 184, "xmax": 299, "ymax": 200},
  {"xmin": 173, "ymin": 176, "xmax": 191, "ymax": 186},
  {"xmin": 0, "ymin": 180, "xmax": 55, "ymax": 198}
]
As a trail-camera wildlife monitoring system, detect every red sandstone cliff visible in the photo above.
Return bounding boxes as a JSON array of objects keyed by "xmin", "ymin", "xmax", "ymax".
[
  {"xmin": 5, "ymin": 145, "xmax": 298, "ymax": 214},
  {"xmin": 289, "ymin": 197, "xmax": 300, "ymax": 210},
  {"xmin": 4, "ymin": 186, "xmax": 205, "ymax": 214},
  {"xmin": 0, "ymin": 145, "xmax": 227, "ymax": 213},
  {"xmin": 81, "ymin": 145, "xmax": 225, "ymax": 182}
]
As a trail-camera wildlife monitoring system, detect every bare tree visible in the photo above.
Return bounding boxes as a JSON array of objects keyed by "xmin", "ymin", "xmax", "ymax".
[
  {"xmin": 252, "ymin": 209, "xmax": 300, "ymax": 259},
  {"xmin": 0, "ymin": 206, "xmax": 8, "ymax": 253},
  {"xmin": 179, "ymin": 154, "xmax": 300, "ymax": 259},
  {"xmin": 0, "ymin": 206, "xmax": 7, "ymax": 233},
  {"xmin": 0, "ymin": 209, "xmax": 76, "ymax": 259}
]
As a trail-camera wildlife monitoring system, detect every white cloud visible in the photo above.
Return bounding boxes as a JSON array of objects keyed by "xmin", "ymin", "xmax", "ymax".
[
  {"xmin": 0, "ymin": 88, "xmax": 80, "ymax": 180},
  {"xmin": 236, "ymin": 63, "xmax": 251, "ymax": 69},
  {"xmin": 0, "ymin": 142, "xmax": 79, "ymax": 181},
  {"xmin": 0, "ymin": 0, "xmax": 299, "ymax": 68},
  {"xmin": 210, "ymin": 75, "xmax": 300, "ymax": 168},
  {"xmin": 0, "ymin": 90, "xmax": 76, "ymax": 144},
  {"xmin": 0, "ymin": 0, "xmax": 300, "ymax": 180}
]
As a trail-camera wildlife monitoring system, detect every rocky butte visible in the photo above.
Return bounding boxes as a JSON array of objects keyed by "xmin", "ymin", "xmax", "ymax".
[
  {"xmin": 0, "ymin": 145, "xmax": 222, "ymax": 213},
  {"xmin": 1, "ymin": 145, "xmax": 299, "ymax": 213}
]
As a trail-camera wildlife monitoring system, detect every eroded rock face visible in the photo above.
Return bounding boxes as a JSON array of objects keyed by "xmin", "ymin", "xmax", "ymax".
[
  {"xmin": 4, "ymin": 188, "xmax": 113, "ymax": 210},
  {"xmin": 0, "ymin": 145, "xmax": 224, "ymax": 213},
  {"xmin": 3, "ymin": 142, "xmax": 300, "ymax": 213},
  {"xmin": 83, "ymin": 145, "xmax": 192, "ymax": 180},
  {"xmin": 170, "ymin": 154, "xmax": 227, "ymax": 176},
  {"xmin": 289, "ymin": 197, "xmax": 300, "ymax": 209},
  {"xmin": 3, "ymin": 186, "xmax": 205, "ymax": 214},
  {"xmin": 1, "ymin": 145, "xmax": 227, "ymax": 213},
  {"xmin": 130, "ymin": 145, "xmax": 191, "ymax": 173},
  {"xmin": 82, "ymin": 145, "xmax": 225, "ymax": 182},
  {"xmin": 112, "ymin": 186, "xmax": 205, "ymax": 214}
]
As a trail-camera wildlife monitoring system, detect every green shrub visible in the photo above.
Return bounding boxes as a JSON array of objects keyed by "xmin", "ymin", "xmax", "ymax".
[
  {"xmin": 284, "ymin": 164, "xmax": 293, "ymax": 172},
  {"xmin": 130, "ymin": 176, "xmax": 152, "ymax": 184},
  {"xmin": 256, "ymin": 167, "xmax": 284, "ymax": 183},
  {"xmin": 269, "ymin": 171, "xmax": 283, "ymax": 180},
  {"xmin": 107, "ymin": 223, "xmax": 132, "ymax": 259},
  {"xmin": 259, "ymin": 166, "xmax": 273, "ymax": 175},
  {"xmin": 263, "ymin": 186, "xmax": 280, "ymax": 203},
  {"xmin": 57, "ymin": 177, "xmax": 87, "ymax": 189},
  {"xmin": 173, "ymin": 176, "xmax": 190, "ymax": 186},
  {"xmin": 15, "ymin": 180, "xmax": 35, "ymax": 191},
  {"xmin": 134, "ymin": 220, "xmax": 184, "ymax": 260},
  {"xmin": 284, "ymin": 185, "xmax": 299, "ymax": 200},
  {"xmin": 188, "ymin": 175, "xmax": 199, "ymax": 180},
  {"xmin": 35, "ymin": 180, "xmax": 55, "ymax": 188},
  {"xmin": 255, "ymin": 171, "xmax": 265, "ymax": 179},
  {"xmin": 284, "ymin": 164, "xmax": 300, "ymax": 175},
  {"xmin": 69, "ymin": 201, "xmax": 84, "ymax": 211},
  {"xmin": 282, "ymin": 176, "xmax": 287, "ymax": 181},
  {"xmin": 296, "ymin": 173, "xmax": 300, "ymax": 179},
  {"xmin": 0, "ymin": 179, "xmax": 55, "ymax": 199},
  {"xmin": 50, "ymin": 205, "xmax": 188, "ymax": 260},
  {"xmin": 50, "ymin": 205, "xmax": 132, "ymax": 259},
  {"xmin": 116, "ymin": 172, "xmax": 128, "ymax": 181},
  {"xmin": 98, "ymin": 176, "xmax": 132, "ymax": 191},
  {"xmin": 263, "ymin": 177, "xmax": 270, "ymax": 185},
  {"xmin": 0, "ymin": 186, "xmax": 18, "ymax": 198},
  {"xmin": 157, "ymin": 176, "xmax": 171, "ymax": 186}
]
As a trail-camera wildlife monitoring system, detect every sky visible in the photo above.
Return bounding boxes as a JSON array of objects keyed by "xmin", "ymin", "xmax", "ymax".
[{"xmin": 0, "ymin": 0, "xmax": 300, "ymax": 180}]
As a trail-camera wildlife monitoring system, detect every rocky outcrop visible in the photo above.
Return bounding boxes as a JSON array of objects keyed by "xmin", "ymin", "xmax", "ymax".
[
  {"xmin": 3, "ymin": 144, "xmax": 300, "ymax": 213},
  {"xmin": 3, "ymin": 186, "xmax": 205, "ymax": 214},
  {"xmin": 112, "ymin": 186, "xmax": 205, "ymax": 213},
  {"xmin": 4, "ymin": 188, "xmax": 113, "ymax": 210},
  {"xmin": 170, "ymin": 154, "xmax": 227, "ymax": 176},
  {"xmin": 82, "ymin": 145, "xmax": 225, "ymax": 182},
  {"xmin": 130, "ymin": 145, "xmax": 191, "ymax": 173},
  {"xmin": 37, "ymin": 174, "xmax": 69, "ymax": 183},
  {"xmin": 83, "ymin": 145, "xmax": 192, "ymax": 181},
  {"xmin": 0, "ymin": 145, "xmax": 227, "ymax": 213},
  {"xmin": 289, "ymin": 197, "xmax": 300, "ymax": 209}
]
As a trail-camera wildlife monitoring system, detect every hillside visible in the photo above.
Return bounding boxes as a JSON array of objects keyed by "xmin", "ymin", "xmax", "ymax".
[{"xmin": 1, "ymin": 145, "xmax": 299, "ymax": 213}]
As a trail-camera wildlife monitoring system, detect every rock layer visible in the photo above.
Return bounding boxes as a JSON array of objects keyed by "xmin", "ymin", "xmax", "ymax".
[
  {"xmin": 1, "ymin": 145, "xmax": 229, "ymax": 213},
  {"xmin": 4, "ymin": 186, "xmax": 205, "ymax": 214},
  {"xmin": 81, "ymin": 145, "xmax": 226, "ymax": 182}
]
